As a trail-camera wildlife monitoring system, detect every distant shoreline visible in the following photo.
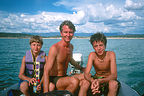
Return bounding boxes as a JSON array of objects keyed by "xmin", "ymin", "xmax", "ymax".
[
  {"xmin": 1, "ymin": 32, "xmax": 144, "ymax": 39},
  {"xmin": 0, "ymin": 37, "xmax": 144, "ymax": 39}
]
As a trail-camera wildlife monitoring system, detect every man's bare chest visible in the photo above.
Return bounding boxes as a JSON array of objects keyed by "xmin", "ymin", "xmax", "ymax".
[{"xmin": 57, "ymin": 48, "xmax": 72, "ymax": 63}]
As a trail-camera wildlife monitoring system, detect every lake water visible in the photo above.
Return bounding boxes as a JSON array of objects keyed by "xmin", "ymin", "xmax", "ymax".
[{"xmin": 0, "ymin": 38, "xmax": 144, "ymax": 95}]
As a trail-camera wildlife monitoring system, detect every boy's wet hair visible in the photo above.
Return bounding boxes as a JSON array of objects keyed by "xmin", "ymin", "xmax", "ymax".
[
  {"xmin": 59, "ymin": 20, "xmax": 76, "ymax": 32},
  {"xmin": 29, "ymin": 35, "xmax": 43, "ymax": 45},
  {"xmin": 90, "ymin": 32, "xmax": 107, "ymax": 47}
]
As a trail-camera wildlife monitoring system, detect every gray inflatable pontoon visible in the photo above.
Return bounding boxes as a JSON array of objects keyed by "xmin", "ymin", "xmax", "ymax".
[{"xmin": 0, "ymin": 81, "xmax": 140, "ymax": 96}]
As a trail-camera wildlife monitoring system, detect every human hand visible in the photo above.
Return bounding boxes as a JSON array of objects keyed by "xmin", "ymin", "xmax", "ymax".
[
  {"xmin": 29, "ymin": 78, "xmax": 36, "ymax": 86},
  {"xmin": 91, "ymin": 79, "xmax": 100, "ymax": 94},
  {"xmin": 37, "ymin": 84, "xmax": 41, "ymax": 91}
]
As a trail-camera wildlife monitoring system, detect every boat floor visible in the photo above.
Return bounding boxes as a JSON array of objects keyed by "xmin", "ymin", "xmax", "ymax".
[{"xmin": 0, "ymin": 81, "xmax": 140, "ymax": 96}]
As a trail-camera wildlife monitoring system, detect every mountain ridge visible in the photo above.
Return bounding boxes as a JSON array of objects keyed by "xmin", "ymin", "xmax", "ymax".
[{"xmin": 0, "ymin": 32, "xmax": 144, "ymax": 38}]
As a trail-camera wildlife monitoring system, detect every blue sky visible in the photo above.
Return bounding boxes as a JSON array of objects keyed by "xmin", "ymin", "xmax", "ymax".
[{"xmin": 0, "ymin": 0, "xmax": 144, "ymax": 34}]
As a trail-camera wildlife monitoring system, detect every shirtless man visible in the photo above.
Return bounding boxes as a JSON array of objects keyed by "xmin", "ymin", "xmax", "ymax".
[
  {"xmin": 85, "ymin": 32, "xmax": 119, "ymax": 96},
  {"xmin": 43, "ymin": 20, "xmax": 89, "ymax": 95}
]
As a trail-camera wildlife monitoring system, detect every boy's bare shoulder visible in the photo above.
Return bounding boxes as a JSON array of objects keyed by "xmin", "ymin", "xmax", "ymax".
[
  {"xmin": 89, "ymin": 52, "xmax": 96, "ymax": 58},
  {"xmin": 107, "ymin": 51, "xmax": 116, "ymax": 57},
  {"xmin": 107, "ymin": 51, "xmax": 115, "ymax": 54},
  {"xmin": 89, "ymin": 51, "xmax": 96, "ymax": 55}
]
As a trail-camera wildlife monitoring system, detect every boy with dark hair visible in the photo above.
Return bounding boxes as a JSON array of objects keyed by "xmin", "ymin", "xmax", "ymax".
[{"xmin": 85, "ymin": 32, "xmax": 119, "ymax": 96}]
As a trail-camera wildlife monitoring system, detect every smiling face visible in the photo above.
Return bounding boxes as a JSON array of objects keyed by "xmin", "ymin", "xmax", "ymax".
[
  {"xmin": 30, "ymin": 42, "xmax": 42, "ymax": 56},
  {"xmin": 92, "ymin": 41, "xmax": 106, "ymax": 56},
  {"xmin": 60, "ymin": 25, "xmax": 74, "ymax": 43}
]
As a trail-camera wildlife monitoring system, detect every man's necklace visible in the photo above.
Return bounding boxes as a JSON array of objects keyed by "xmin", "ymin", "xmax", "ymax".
[{"xmin": 95, "ymin": 52, "xmax": 106, "ymax": 63}]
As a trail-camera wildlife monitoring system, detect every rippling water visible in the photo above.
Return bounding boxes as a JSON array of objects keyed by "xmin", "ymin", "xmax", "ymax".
[{"xmin": 0, "ymin": 38, "xmax": 144, "ymax": 95}]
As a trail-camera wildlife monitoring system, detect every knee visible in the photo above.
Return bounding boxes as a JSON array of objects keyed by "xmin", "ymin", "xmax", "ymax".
[
  {"xmin": 20, "ymin": 82, "xmax": 29, "ymax": 92},
  {"xmin": 71, "ymin": 77, "xmax": 79, "ymax": 86},
  {"xmin": 80, "ymin": 80, "xmax": 90, "ymax": 89},
  {"xmin": 49, "ymin": 83, "xmax": 55, "ymax": 91},
  {"xmin": 109, "ymin": 80, "xmax": 118, "ymax": 90}
]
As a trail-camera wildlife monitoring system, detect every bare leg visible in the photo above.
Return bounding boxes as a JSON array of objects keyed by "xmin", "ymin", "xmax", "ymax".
[
  {"xmin": 56, "ymin": 76, "xmax": 79, "ymax": 94},
  {"xmin": 73, "ymin": 73, "xmax": 84, "ymax": 80},
  {"xmin": 107, "ymin": 80, "xmax": 118, "ymax": 96},
  {"xmin": 20, "ymin": 81, "xmax": 30, "ymax": 96},
  {"xmin": 78, "ymin": 79, "xmax": 90, "ymax": 96},
  {"xmin": 49, "ymin": 82, "xmax": 55, "ymax": 91},
  {"xmin": 73, "ymin": 73, "xmax": 91, "ymax": 96}
]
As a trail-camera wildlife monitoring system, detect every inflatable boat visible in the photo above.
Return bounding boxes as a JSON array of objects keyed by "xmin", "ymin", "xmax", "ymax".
[{"xmin": 0, "ymin": 53, "xmax": 140, "ymax": 96}]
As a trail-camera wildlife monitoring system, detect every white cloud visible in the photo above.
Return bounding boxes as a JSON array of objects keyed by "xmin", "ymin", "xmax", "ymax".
[
  {"xmin": 0, "ymin": 10, "xmax": 87, "ymax": 33},
  {"xmin": 71, "ymin": 10, "xmax": 86, "ymax": 24},
  {"xmin": 119, "ymin": 11, "xmax": 141, "ymax": 20},
  {"xmin": 125, "ymin": 0, "xmax": 144, "ymax": 10},
  {"xmin": 76, "ymin": 22, "xmax": 110, "ymax": 33},
  {"xmin": 120, "ymin": 22, "xmax": 134, "ymax": 27},
  {"xmin": 0, "ymin": 0, "xmax": 144, "ymax": 34}
]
